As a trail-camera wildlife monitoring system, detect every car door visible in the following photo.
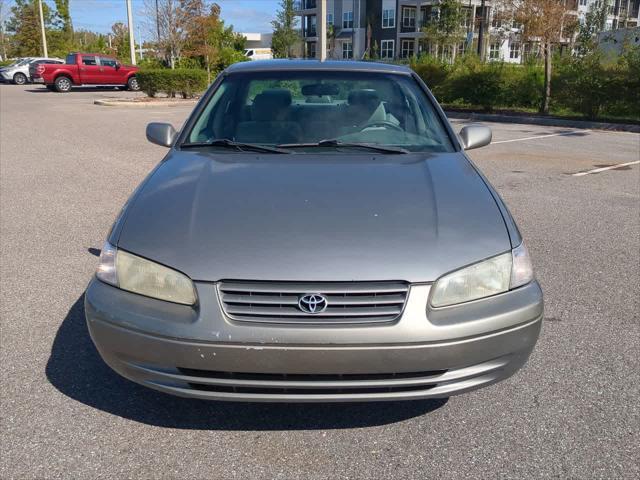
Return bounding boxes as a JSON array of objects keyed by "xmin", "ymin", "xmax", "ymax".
[
  {"xmin": 98, "ymin": 56, "xmax": 121, "ymax": 85},
  {"xmin": 78, "ymin": 55, "xmax": 101, "ymax": 84}
]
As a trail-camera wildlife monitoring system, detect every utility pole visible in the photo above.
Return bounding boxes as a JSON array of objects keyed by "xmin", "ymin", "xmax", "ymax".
[
  {"xmin": 476, "ymin": 0, "xmax": 485, "ymax": 60},
  {"xmin": 137, "ymin": 24, "xmax": 144, "ymax": 59},
  {"xmin": 155, "ymin": 0, "xmax": 161, "ymax": 43},
  {"xmin": 126, "ymin": 0, "xmax": 136, "ymax": 65},
  {"xmin": 318, "ymin": 0, "xmax": 327, "ymax": 59},
  {"xmin": 38, "ymin": 0, "xmax": 48, "ymax": 57}
]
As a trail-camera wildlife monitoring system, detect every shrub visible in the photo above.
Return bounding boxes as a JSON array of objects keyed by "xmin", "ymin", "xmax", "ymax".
[
  {"xmin": 137, "ymin": 69, "xmax": 209, "ymax": 99},
  {"xmin": 410, "ymin": 55, "xmax": 450, "ymax": 92},
  {"xmin": 137, "ymin": 57, "xmax": 165, "ymax": 69},
  {"xmin": 501, "ymin": 62, "xmax": 544, "ymax": 109},
  {"xmin": 441, "ymin": 57, "xmax": 506, "ymax": 111}
]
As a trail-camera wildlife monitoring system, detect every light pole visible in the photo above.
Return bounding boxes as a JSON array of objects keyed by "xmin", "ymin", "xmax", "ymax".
[
  {"xmin": 38, "ymin": 0, "xmax": 48, "ymax": 57},
  {"xmin": 477, "ymin": 0, "xmax": 485, "ymax": 60},
  {"xmin": 126, "ymin": 0, "xmax": 136, "ymax": 65}
]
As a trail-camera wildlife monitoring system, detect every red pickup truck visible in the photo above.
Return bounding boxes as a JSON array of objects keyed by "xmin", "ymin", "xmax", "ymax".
[{"xmin": 34, "ymin": 53, "xmax": 140, "ymax": 92}]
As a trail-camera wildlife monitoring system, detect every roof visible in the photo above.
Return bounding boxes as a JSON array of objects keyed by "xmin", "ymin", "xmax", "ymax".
[{"xmin": 225, "ymin": 59, "xmax": 412, "ymax": 74}]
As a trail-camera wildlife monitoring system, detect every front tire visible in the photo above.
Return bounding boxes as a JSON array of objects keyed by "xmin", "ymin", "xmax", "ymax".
[
  {"xmin": 126, "ymin": 76, "xmax": 140, "ymax": 91},
  {"xmin": 13, "ymin": 72, "xmax": 27, "ymax": 85},
  {"xmin": 54, "ymin": 76, "xmax": 72, "ymax": 93}
]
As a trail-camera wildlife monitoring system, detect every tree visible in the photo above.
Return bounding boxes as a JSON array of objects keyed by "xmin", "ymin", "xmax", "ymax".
[
  {"xmin": 6, "ymin": 0, "xmax": 54, "ymax": 57},
  {"xmin": 576, "ymin": 0, "xmax": 609, "ymax": 54},
  {"xmin": 421, "ymin": 0, "xmax": 466, "ymax": 60},
  {"xmin": 0, "ymin": 0, "xmax": 9, "ymax": 60},
  {"xmin": 182, "ymin": 0, "xmax": 221, "ymax": 81},
  {"xmin": 144, "ymin": 0, "xmax": 186, "ymax": 68},
  {"xmin": 500, "ymin": 0, "xmax": 575, "ymax": 114},
  {"xmin": 271, "ymin": 0, "xmax": 299, "ymax": 58},
  {"xmin": 110, "ymin": 22, "xmax": 130, "ymax": 61}
]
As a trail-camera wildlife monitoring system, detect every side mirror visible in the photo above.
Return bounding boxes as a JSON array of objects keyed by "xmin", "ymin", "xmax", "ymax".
[
  {"xmin": 459, "ymin": 125, "xmax": 492, "ymax": 150},
  {"xmin": 146, "ymin": 122, "xmax": 177, "ymax": 148},
  {"xmin": 115, "ymin": 62, "xmax": 121, "ymax": 70}
]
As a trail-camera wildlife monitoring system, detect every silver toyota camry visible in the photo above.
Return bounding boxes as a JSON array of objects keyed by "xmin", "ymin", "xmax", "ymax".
[{"xmin": 86, "ymin": 60, "xmax": 543, "ymax": 402}]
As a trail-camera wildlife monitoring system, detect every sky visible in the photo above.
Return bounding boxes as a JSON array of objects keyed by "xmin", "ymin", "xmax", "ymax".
[{"xmin": 25, "ymin": 0, "xmax": 280, "ymax": 39}]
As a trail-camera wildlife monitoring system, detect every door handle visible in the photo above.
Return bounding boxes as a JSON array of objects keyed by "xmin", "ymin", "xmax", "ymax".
[{"xmin": 80, "ymin": 68, "xmax": 86, "ymax": 71}]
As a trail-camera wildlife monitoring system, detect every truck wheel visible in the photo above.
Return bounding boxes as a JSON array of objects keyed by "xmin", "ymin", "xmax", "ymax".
[
  {"xmin": 127, "ymin": 76, "xmax": 140, "ymax": 91},
  {"xmin": 13, "ymin": 72, "xmax": 27, "ymax": 85},
  {"xmin": 54, "ymin": 76, "xmax": 72, "ymax": 93}
]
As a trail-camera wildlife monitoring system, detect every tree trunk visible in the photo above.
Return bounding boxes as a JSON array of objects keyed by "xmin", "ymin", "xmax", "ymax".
[{"xmin": 542, "ymin": 41, "xmax": 552, "ymax": 114}]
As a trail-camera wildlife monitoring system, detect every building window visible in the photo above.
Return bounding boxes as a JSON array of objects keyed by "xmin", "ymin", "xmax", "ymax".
[
  {"xmin": 381, "ymin": 39, "xmax": 394, "ymax": 59},
  {"xmin": 307, "ymin": 42, "xmax": 316, "ymax": 58},
  {"xmin": 489, "ymin": 42, "xmax": 501, "ymax": 60},
  {"xmin": 327, "ymin": 13, "xmax": 333, "ymax": 25},
  {"xmin": 460, "ymin": 8, "xmax": 472, "ymax": 29},
  {"xmin": 342, "ymin": 42, "xmax": 353, "ymax": 59},
  {"xmin": 509, "ymin": 42, "xmax": 521, "ymax": 59},
  {"xmin": 305, "ymin": 15, "xmax": 317, "ymax": 37},
  {"xmin": 457, "ymin": 42, "xmax": 466, "ymax": 56},
  {"xmin": 402, "ymin": 7, "xmax": 416, "ymax": 28},
  {"xmin": 343, "ymin": 11, "xmax": 353, "ymax": 28},
  {"xmin": 401, "ymin": 39, "xmax": 414, "ymax": 58},
  {"xmin": 579, "ymin": 0, "xmax": 587, "ymax": 5},
  {"xmin": 382, "ymin": 8, "xmax": 396, "ymax": 28}
]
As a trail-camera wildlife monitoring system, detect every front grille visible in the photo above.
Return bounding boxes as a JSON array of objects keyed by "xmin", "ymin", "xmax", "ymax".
[
  {"xmin": 218, "ymin": 280, "xmax": 409, "ymax": 324},
  {"xmin": 177, "ymin": 368, "xmax": 446, "ymax": 395}
]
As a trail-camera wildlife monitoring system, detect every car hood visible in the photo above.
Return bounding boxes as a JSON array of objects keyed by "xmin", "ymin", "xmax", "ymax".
[{"xmin": 116, "ymin": 151, "xmax": 511, "ymax": 282}]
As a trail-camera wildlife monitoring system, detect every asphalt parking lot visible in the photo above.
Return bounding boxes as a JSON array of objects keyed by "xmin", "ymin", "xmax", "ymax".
[{"xmin": 1, "ymin": 84, "xmax": 639, "ymax": 479}]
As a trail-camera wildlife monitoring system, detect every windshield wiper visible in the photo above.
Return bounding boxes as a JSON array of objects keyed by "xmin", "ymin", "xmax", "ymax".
[
  {"xmin": 278, "ymin": 139, "xmax": 410, "ymax": 154},
  {"xmin": 181, "ymin": 138, "xmax": 292, "ymax": 154}
]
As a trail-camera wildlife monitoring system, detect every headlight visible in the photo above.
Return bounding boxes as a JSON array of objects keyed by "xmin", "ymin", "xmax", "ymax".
[
  {"xmin": 96, "ymin": 242, "xmax": 197, "ymax": 305},
  {"xmin": 430, "ymin": 242, "xmax": 534, "ymax": 308}
]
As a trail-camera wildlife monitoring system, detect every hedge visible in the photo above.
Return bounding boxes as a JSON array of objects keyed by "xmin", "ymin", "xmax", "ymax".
[
  {"xmin": 137, "ymin": 69, "xmax": 209, "ymax": 98},
  {"xmin": 410, "ymin": 50, "xmax": 639, "ymax": 120}
]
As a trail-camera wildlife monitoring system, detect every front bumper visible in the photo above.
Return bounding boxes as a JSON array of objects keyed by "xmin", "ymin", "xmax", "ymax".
[{"xmin": 85, "ymin": 278, "xmax": 543, "ymax": 402}]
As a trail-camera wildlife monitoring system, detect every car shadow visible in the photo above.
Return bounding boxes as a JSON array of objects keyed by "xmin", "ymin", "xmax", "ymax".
[
  {"xmin": 46, "ymin": 294, "xmax": 447, "ymax": 430},
  {"xmin": 25, "ymin": 87, "xmax": 124, "ymax": 93}
]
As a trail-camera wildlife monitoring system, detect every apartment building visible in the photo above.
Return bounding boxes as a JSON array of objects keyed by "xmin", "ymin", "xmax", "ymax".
[{"xmin": 294, "ymin": 0, "xmax": 640, "ymax": 62}]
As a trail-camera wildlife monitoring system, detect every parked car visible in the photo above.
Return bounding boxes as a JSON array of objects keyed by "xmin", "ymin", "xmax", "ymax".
[
  {"xmin": 34, "ymin": 53, "xmax": 139, "ymax": 92},
  {"xmin": 0, "ymin": 57, "xmax": 63, "ymax": 84},
  {"xmin": 86, "ymin": 60, "xmax": 543, "ymax": 403}
]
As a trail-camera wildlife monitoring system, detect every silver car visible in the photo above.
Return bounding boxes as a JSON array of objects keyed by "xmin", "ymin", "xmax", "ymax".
[
  {"xmin": 86, "ymin": 60, "xmax": 543, "ymax": 402},
  {"xmin": 0, "ymin": 57, "xmax": 63, "ymax": 84}
]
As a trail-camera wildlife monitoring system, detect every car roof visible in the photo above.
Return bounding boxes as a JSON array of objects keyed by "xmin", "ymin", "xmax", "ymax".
[{"xmin": 225, "ymin": 59, "xmax": 412, "ymax": 75}]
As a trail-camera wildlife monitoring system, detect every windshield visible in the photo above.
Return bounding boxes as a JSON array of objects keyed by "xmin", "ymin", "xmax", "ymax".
[
  {"xmin": 7, "ymin": 58, "xmax": 29, "ymax": 67},
  {"xmin": 185, "ymin": 70, "xmax": 454, "ymax": 153}
]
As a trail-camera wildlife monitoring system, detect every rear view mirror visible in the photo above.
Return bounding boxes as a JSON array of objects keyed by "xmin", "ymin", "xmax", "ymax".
[
  {"xmin": 146, "ymin": 122, "xmax": 177, "ymax": 148},
  {"xmin": 302, "ymin": 83, "xmax": 340, "ymax": 96},
  {"xmin": 459, "ymin": 125, "xmax": 492, "ymax": 150}
]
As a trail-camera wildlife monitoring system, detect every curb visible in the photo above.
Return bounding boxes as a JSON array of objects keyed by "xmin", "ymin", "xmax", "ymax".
[
  {"xmin": 94, "ymin": 99, "xmax": 198, "ymax": 107},
  {"xmin": 445, "ymin": 111, "xmax": 640, "ymax": 133}
]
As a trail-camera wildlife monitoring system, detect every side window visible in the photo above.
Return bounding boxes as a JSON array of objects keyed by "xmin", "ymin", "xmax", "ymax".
[
  {"xmin": 100, "ymin": 57, "xmax": 117, "ymax": 68},
  {"xmin": 81, "ymin": 56, "xmax": 97, "ymax": 66},
  {"xmin": 65, "ymin": 54, "xmax": 76, "ymax": 65}
]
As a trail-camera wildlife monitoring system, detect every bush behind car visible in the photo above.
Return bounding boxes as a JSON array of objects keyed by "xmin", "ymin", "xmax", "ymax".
[{"xmin": 137, "ymin": 68, "xmax": 209, "ymax": 98}]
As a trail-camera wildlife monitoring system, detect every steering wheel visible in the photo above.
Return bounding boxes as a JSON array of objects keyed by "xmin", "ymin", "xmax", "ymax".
[{"xmin": 360, "ymin": 120, "xmax": 404, "ymax": 132}]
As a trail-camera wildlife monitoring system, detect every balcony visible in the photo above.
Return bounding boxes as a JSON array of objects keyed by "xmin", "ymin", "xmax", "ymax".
[{"xmin": 294, "ymin": 0, "xmax": 317, "ymax": 12}]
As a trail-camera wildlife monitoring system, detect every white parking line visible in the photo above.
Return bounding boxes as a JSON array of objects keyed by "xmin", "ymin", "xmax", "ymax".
[
  {"xmin": 572, "ymin": 161, "xmax": 640, "ymax": 177},
  {"xmin": 492, "ymin": 130, "xmax": 590, "ymax": 144}
]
